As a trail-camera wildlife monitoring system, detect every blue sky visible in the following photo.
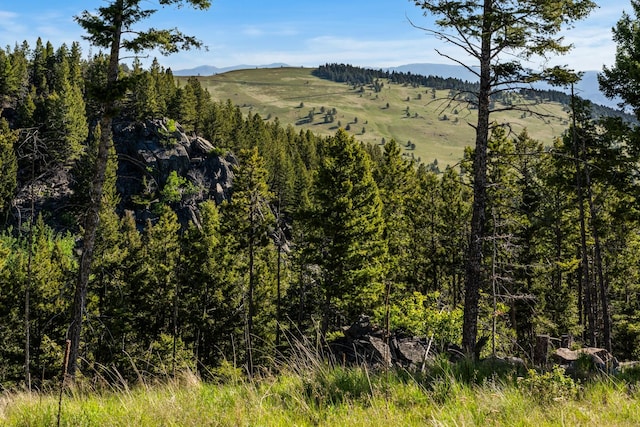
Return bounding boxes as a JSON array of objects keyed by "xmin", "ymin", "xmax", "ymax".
[{"xmin": 0, "ymin": 0, "xmax": 632, "ymax": 72}]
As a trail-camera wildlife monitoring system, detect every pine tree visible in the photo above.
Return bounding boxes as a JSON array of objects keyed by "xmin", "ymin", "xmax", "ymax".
[
  {"xmin": 141, "ymin": 206, "xmax": 183, "ymax": 373},
  {"xmin": 93, "ymin": 211, "xmax": 144, "ymax": 375},
  {"xmin": 68, "ymin": 0, "xmax": 211, "ymax": 377},
  {"xmin": 181, "ymin": 200, "xmax": 243, "ymax": 369},
  {"xmin": 9, "ymin": 42, "xmax": 29, "ymax": 101},
  {"xmin": 0, "ymin": 217, "xmax": 76, "ymax": 385},
  {"xmin": 30, "ymin": 38, "xmax": 49, "ymax": 97},
  {"xmin": 224, "ymin": 146, "xmax": 275, "ymax": 375},
  {"xmin": 600, "ymin": 0, "xmax": 640, "ymax": 118},
  {"xmin": 373, "ymin": 139, "xmax": 417, "ymax": 291},
  {"xmin": 437, "ymin": 166, "xmax": 471, "ymax": 306},
  {"xmin": 169, "ymin": 85, "xmax": 197, "ymax": 132},
  {"xmin": 186, "ymin": 76, "xmax": 211, "ymax": 134},
  {"xmin": 408, "ymin": 164, "xmax": 442, "ymax": 295},
  {"xmin": 308, "ymin": 129, "xmax": 387, "ymax": 332},
  {"xmin": 66, "ymin": 121, "xmax": 124, "ymax": 370},
  {"xmin": 0, "ymin": 49, "xmax": 14, "ymax": 103},
  {"xmin": 43, "ymin": 83, "xmax": 88, "ymax": 164},
  {"xmin": 412, "ymin": 0, "xmax": 597, "ymax": 354},
  {"xmin": 0, "ymin": 119, "xmax": 17, "ymax": 215}
]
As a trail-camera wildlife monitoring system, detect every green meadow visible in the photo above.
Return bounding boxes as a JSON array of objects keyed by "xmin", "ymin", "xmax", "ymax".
[
  {"xmin": 3, "ymin": 361, "xmax": 639, "ymax": 426},
  {"xmin": 180, "ymin": 67, "xmax": 570, "ymax": 167}
]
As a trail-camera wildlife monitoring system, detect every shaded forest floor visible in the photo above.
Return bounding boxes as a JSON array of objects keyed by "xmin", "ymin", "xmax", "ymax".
[{"xmin": 2, "ymin": 360, "xmax": 640, "ymax": 426}]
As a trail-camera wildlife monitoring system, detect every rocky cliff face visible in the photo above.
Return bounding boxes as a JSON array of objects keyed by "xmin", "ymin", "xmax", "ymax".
[
  {"xmin": 114, "ymin": 118, "xmax": 235, "ymax": 225},
  {"xmin": 11, "ymin": 118, "xmax": 234, "ymax": 231}
]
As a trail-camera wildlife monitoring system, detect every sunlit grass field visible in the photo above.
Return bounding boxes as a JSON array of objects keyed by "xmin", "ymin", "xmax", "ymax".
[
  {"xmin": 180, "ymin": 67, "xmax": 569, "ymax": 167},
  {"xmin": 3, "ymin": 359, "xmax": 639, "ymax": 426}
]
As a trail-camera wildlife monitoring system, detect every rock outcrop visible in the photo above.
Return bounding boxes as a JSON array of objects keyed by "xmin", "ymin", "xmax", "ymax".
[
  {"xmin": 329, "ymin": 316, "xmax": 434, "ymax": 369},
  {"xmin": 113, "ymin": 118, "xmax": 235, "ymax": 223},
  {"xmin": 10, "ymin": 117, "xmax": 235, "ymax": 232},
  {"xmin": 329, "ymin": 317, "xmax": 529, "ymax": 372}
]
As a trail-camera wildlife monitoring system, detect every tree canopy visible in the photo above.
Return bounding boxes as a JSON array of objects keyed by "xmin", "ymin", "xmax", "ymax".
[{"xmin": 412, "ymin": 0, "xmax": 596, "ymax": 354}]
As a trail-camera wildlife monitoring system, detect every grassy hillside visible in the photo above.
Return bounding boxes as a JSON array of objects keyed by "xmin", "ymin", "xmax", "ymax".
[{"xmin": 180, "ymin": 67, "xmax": 570, "ymax": 166}]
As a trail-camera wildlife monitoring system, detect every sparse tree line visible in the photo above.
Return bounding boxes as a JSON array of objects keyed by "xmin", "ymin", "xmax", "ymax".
[
  {"xmin": 314, "ymin": 63, "xmax": 636, "ymax": 123},
  {"xmin": 1, "ymin": 0, "xmax": 640, "ymax": 389}
]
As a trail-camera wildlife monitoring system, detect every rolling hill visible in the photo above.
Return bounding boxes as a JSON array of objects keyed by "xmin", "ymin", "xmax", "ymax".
[
  {"xmin": 179, "ymin": 67, "xmax": 572, "ymax": 166},
  {"xmin": 176, "ymin": 62, "xmax": 618, "ymax": 108}
]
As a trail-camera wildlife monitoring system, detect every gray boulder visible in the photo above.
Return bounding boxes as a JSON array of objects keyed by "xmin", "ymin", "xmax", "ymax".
[{"xmin": 553, "ymin": 347, "xmax": 619, "ymax": 374}]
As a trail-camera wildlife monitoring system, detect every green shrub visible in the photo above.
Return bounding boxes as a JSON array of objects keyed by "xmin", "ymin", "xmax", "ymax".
[
  {"xmin": 208, "ymin": 146, "xmax": 226, "ymax": 157},
  {"xmin": 518, "ymin": 366, "xmax": 580, "ymax": 403},
  {"xmin": 158, "ymin": 119, "xmax": 179, "ymax": 147},
  {"xmin": 166, "ymin": 118, "xmax": 178, "ymax": 133},
  {"xmin": 161, "ymin": 171, "xmax": 197, "ymax": 204},
  {"xmin": 140, "ymin": 334, "xmax": 195, "ymax": 377},
  {"xmin": 374, "ymin": 291, "xmax": 462, "ymax": 347}
]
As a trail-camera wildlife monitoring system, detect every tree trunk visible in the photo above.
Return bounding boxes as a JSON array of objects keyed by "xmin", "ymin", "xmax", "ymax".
[
  {"xmin": 67, "ymin": 1, "xmax": 123, "ymax": 378},
  {"xmin": 570, "ymin": 84, "xmax": 596, "ymax": 346},
  {"xmin": 276, "ymin": 237, "xmax": 282, "ymax": 348},
  {"xmin": 581, "ymin": 134, "xmax": 612, "ymax": 351},
  {"xmin": 275, "ymin": 195, "xmax": 283, "ymax": 349},
  {"xmin": 462, "ymin": 0, "xmax": 492, "ymax": 356},
  {"xmin": 246, "ymin": 202, "xmax": 256, "ymax": 377}
]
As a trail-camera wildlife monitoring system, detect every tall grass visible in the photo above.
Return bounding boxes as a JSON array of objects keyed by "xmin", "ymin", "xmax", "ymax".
[{"xmin": 2, "ymin": 347, "xmax": 639, "ymax": 426}]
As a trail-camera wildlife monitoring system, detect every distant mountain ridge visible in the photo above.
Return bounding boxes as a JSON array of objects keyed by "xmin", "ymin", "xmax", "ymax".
[
  {"xmin": 173, "ymin": 63, "xmax": 290, "ymax": 76},
  {"xmin": 174, "ymin": 63, "xmax": 620, "ymax": 110}
]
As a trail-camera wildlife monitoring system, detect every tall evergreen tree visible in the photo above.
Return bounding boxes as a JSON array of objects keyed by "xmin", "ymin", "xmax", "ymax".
[
  {"xmin": 43, "ymin": 51, "xmax": 88, "ymax": 165},
  {"xmin": 600, "ymin": 0, "xmax": 640, "ymax": 118},
  {"xmin": 9, "ymin": 42, "xmax": 29, "ymax": 101},
  {"xmin": 308, "ymin": 129, "xmax": 387, "ymax": 332},
  {"xmin": 437, "ymin": 166, "xmax": 471, "ymax": 307},
  {"xmin": 0, "ymin": 119, "xmax": 17, "ymax": 216},
  {"xmin": 412, "ymin": 0, "xmax": 596, "ymax": 354},
  {"xmin": 374, "ymin": 139, "xmax": 416, "ymax": 291},
  {"xmin": 141, "ymin": 206, "xmax": 182, "ymax": 370},
  {"xmin": 68, "ymin": 0, "xmax": 211, "ymax": 378},
  {"xmin": 224, "ymin": 146, "xmax": 275, "ymax": 375},
  {"xmin": 181, "ymin": 200, "xmax": 243, "ymax": 370},
  {"xmin": 30, "ymin": 38, "xmax": 49, "ymax": 97},
  {"xmin": 0, "ymin": 49, "xmax": 14, "ymax": 103}
]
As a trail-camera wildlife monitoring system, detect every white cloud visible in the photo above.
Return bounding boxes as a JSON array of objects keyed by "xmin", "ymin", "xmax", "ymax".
[
  {"xmin": 242, "ymin": 26, "xmax": 264, "ymax": 37},
  {"xmin": 241, "ymin": 24, "xmax": 299, "ymax": 38},
  {"xmin": 194, "ymin": 35, "xmax": 445, "ymax": 69},
  {"xmin": 0, "ymin": 10, "xmax": 27, "ymax": 37},
  {"xmin": 0, "ymin": 9, "xmax": 84, "ymax": 50}
]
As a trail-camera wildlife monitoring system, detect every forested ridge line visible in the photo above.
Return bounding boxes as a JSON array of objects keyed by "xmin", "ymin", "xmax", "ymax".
[{"xmin": 313, "ymin": 63, "xmax": 637, "ymax": 123}]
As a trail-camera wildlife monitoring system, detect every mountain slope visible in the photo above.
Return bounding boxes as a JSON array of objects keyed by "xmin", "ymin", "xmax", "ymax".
[
  {"xmin": 181, "ymin": 67, "xmax": 571, "ymax": 166},
  {"xmin": 385, "ymin": 65, "xmax": 617, "ymax": 109},
  {"xmin": 177, "ymin": 62, "xmax": 620, "ymax": 109}
]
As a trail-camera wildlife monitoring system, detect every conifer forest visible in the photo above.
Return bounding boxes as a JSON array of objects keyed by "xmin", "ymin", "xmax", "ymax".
[{"xmin": 2, "ymin": 0, "xmax": 640, "ymax": 391}]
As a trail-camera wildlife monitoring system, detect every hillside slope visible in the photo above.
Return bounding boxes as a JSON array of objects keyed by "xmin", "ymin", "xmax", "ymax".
[{"xmin": 181, "ymin": 67, "xmax": 570, "ymax": 166}]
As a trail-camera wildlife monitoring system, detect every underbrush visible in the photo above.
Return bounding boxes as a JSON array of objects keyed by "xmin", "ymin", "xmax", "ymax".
[{"xmin": 1, "ymin": 352, "xmax": 639, "ymax": 426}]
